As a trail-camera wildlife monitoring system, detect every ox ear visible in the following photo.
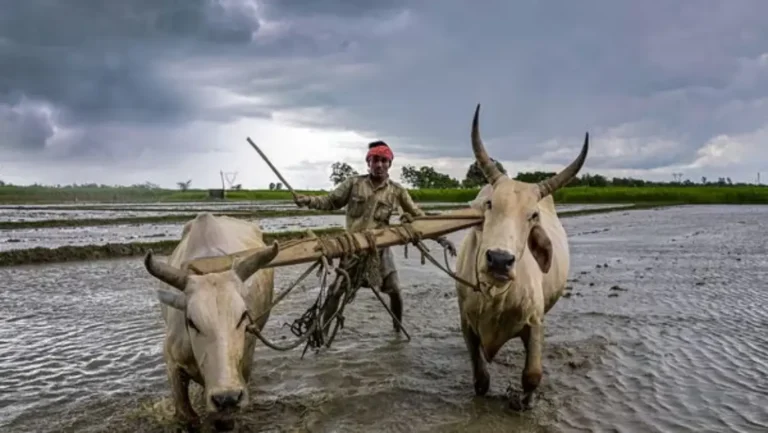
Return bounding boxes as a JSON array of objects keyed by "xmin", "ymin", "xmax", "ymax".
[
  {"xmin": 157, "ymin": 287, "xmax": 188, "ymax": 311},
  {"xmin": 528, "ymin": 225, "xmax": 553, "ymax": 273}
]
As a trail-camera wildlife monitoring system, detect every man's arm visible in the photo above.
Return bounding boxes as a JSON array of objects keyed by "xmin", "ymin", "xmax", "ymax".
[
  {"xmin": 397, "ymin": 188, "xmax": 426, "ymax": 218},
  {"xmin": 397, "ymin": 187, "xmax": 457, "ymax": 256},
  {"xmin": 301, "ymin": 177, "xmax": 354, "ymax": 211}
]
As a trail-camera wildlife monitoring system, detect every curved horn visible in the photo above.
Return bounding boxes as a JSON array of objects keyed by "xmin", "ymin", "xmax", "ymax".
[
  {"xmin": 537, "ymin": 132, "xmax": 589, "ymax": 198},
  {"xmin": 471, "ymin": 104, "xmax": 504, "ymax": 185},
  {"xmin": 235, "ymin": 241, "xmax": 279, "ymax": 282},
  {"xmin": 144, "ymin": 250, "xmax": 189, "ymax": 291}
]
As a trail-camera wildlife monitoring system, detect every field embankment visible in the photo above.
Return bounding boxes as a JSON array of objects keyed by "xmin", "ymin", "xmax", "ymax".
[
  {"xmin": 0, "ymin": 203, "xmax": 668, "ymax": 267},
  {"xmin": 1, "ymin": 184, "xmax": 767, "ymax": 205}
]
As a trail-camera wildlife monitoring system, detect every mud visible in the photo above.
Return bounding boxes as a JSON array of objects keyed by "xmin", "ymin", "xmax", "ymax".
[{"xmin": 2, "ymin": 205, "xmax": 767, "ymax": 432}]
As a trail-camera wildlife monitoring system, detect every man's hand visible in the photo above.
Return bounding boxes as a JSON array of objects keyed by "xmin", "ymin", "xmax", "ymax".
[
  {"xmin": 436, "ymin": 236, "xmax": 457, "ymax": 257},
  {"xmin": 294, "ymin": 194, "xmax": 311, "ymax": 208}
]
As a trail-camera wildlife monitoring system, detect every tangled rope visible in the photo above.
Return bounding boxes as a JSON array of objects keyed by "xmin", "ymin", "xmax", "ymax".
[{"xmin": 245, "ymin": 214, "xmax": 481, "ymax": 357}]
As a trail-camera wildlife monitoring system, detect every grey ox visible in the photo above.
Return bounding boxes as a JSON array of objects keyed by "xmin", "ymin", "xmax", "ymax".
[
  {"xmin": 454, "ymin": 104, "xmax": 589, "ymax": 410},
  {"xmin": 143, "ymin": 213, "xmax": 279, "ymax": 431}
]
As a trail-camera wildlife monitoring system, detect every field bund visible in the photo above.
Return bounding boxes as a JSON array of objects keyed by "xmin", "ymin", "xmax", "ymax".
[{"xmin": 0, "ymin": 201, "xmax": 646, "ymax": 267}]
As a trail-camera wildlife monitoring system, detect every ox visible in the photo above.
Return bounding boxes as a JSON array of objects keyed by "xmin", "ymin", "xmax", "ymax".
[
  {"xmin": 454, "ymin": 104, "xmax": 589, "ymax": 410},
  {"xmin": 143, "ymin": 213, "xmax": 279, "ymax": 431}
]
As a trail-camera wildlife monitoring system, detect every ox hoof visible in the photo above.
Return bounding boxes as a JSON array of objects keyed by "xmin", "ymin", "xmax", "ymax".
[
  {"xmin": 213, "ymin": 418, "xmax": 236, "ymax": 431},
  {"xmin": 509, "ymin": 392, "xmax": 536, "ymax": 412},
  {"xmin": 474, "ymin": 369, "xmax": 490, "ymax": 396},
  {"xmin": 175, "ymin": 421, "xmax": 200, "ymax": 433}
]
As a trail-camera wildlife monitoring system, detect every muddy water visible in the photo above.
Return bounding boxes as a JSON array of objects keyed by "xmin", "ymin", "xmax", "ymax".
[
  {"xmin": 3, "ymin": 205, "xmax": 766, "ymax": 432},
  {"xmin": 0, "ymin": 201, "xmax": 466, "ymax": 222},
  {"xmin": 0, "ymin": 204, "xmax": 626, "ymax": 251},
  {"xmin": 0, "ymin": 215, "xmax": 348, "ymax": 251}
]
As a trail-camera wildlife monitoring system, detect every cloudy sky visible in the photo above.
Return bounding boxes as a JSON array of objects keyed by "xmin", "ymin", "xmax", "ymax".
[{"xmin": 1, "ymin": 0, "xmax": 767, "ymax": 189}]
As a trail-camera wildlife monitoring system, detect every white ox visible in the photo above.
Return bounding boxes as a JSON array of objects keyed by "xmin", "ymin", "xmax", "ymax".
[
  {"xmin": 143, "ymin": 212, "xmax": 279, "ymax": 431},
  {"xmin": 454, "ymin": 105, "xmax": 589, "ymax": 410}
]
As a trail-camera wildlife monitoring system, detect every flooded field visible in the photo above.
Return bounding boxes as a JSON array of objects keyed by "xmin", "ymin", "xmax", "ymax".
[
  {"xmin": 0, "ymin": 203, "xmax": 628, "ymax": 251},
  {"xmin": 0, "ymin": 201, "xmax": 470, "ymax": 222},
  {"xmin": 2, "ymin": 204, "xmax": 766, "ymax": 433},
  {"xmin": 0, "ymin": 215, "xmax": 348, "ymax": 251}
]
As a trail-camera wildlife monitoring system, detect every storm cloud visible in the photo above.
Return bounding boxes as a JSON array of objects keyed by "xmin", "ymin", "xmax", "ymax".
[{"xmin": 1, "ymin": 0, "xmax": 767, "ymax": 186}]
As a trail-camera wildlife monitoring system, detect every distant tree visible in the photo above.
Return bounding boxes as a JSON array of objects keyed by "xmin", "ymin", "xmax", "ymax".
[
  {"xmin": 330, "ymin": 162, "xmax": 359, "ymax": 185},
  {"xmin": 514, "ymin": 171, "xmax": 557, "ymax": 183},
  {"xmin": 401, "ymin": 165, "xmax": 461, "ymax": 189},
  {"xmin": 275, "ymin": 182, "xmax": 283, "ymax": 190},
  {"xmin": 269, "ymin": 182, "xmax": 276, "ymax": 190},
  {"xmin": 462, "ymin": 159, "xmax": 507, "ymax": 188}
]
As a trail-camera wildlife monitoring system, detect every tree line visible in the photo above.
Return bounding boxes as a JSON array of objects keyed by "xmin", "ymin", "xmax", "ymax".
[{"xmin": 330, "ymin": 161, "xmax": 759, "ymax": 188}]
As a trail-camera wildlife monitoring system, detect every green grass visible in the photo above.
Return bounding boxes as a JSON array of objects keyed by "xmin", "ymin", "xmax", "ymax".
[{"xmin": 1, "ymin": 184, "xmax": 768, "ymax": 205}]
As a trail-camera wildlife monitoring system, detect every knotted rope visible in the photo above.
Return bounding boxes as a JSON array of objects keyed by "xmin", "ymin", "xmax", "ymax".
[{"xmin": 245, "ymin": 215, "xmax": 480, "ymax": 356}]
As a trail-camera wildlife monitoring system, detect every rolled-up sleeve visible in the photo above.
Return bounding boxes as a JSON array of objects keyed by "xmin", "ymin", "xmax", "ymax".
[{"xmin": 397, "ymin": 188, "xmax": 425, "ymax": 217}]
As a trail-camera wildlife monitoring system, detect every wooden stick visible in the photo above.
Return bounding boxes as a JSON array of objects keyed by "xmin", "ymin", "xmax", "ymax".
[
  {"xmin": 184, "ymin": 207, "xmax": 484, "ymax": 274},
  {"xmin": 246, "ymin": 137, "xmax": 299, "ymax": 202}
]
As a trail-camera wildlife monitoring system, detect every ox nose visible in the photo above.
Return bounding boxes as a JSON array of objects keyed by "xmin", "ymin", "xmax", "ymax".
[
  {"xmin": 485, "ymin": 249, "xmax": 515, "ymax": 274},
  {"xmin": 211, "ymin": 390, "xmax": 244, "ymax": 410}
]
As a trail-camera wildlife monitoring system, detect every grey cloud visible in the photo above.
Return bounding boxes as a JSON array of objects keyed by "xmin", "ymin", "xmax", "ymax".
[
  {"xmin": 0, "ymin": 0, "xmax": 264, "ymax": 160},
  {"xmin": 3, "ymin": 0, "xmax": 768, "ymax": 178},
  {"xmin": 0, "ymin": 99, "xmax": 55, "ymax": 152},
  {"xmin": 258, "ymin": 0, "xmax": 410, "ymax": 19},
  {"xmin": 258, "ymin": 0, "xmax": 768, "ymax": 171}
]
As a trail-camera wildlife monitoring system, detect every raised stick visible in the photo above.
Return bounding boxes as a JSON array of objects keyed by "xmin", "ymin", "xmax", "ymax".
[{"xmin": 246, "ymin": 137, "xmax": 299, "ymax": 203}]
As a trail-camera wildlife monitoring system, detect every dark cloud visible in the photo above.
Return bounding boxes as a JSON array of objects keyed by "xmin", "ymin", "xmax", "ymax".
[
  {"xmin": 1, "ymin": 0, "xmax": 767, "ymax": 180},
  {"xmin": 0, "ymin": 99, "xmax": 55, "ymax": 152},
  {"xmin": 257, "ymin": 0, "xmax": 409, "ymax": 19},
  {"xmin": 0, "ymin": 0, "xmax": 264, "ymax": 160}
]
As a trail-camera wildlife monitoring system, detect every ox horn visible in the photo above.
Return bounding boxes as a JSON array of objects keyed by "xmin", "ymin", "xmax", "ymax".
[
  {"xmin": 537, "ymin": 132, "xmax": 590, "ymax": 198},
  {"xmin": 471, "ymin": 104, "xmax": 504, "ymax": 185},
  {"xmin": 144, "ymin": 250, "xmax": 189, "ymax": 291},
  {"xmin": 234, "ymin": 241, "xmax": 279, "ymax": 282}
]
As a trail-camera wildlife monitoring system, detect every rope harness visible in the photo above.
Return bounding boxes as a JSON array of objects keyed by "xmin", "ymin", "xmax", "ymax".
[{"xmin": 245, "ymin": 214, "xmax": 481, "ymax": 357}]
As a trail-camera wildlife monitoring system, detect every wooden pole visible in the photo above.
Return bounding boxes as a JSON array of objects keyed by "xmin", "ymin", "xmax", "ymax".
[{"xmin": 184, "ymin": 208, "xmax": 484, "ymax": 274}]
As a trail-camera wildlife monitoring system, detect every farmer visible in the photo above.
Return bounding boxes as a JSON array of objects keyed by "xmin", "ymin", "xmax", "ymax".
[{"xmin": 294, "ymin": 140, "xmax": 456, "ymax": 332}]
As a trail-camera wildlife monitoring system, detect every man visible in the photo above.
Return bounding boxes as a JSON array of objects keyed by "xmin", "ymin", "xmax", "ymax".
[{"xmin": 294, "ymin": 140, "xmax": 456, "ymax": 333}]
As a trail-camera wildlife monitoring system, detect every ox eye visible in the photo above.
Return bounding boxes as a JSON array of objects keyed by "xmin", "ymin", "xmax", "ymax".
[
  {"xmin": 237, "ymin": 311, "xmax": 249, "ymax": 328},
  {"xmin": 485, "ymin": 200, "xmax": 492, "ymax": 210},
  {"xmin": 186, "ymin": 318, "xmax": 200, "ymax": 333}
]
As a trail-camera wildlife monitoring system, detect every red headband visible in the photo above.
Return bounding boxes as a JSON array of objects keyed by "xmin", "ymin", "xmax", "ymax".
[{"xmin": 366, "ymin": 145, "xmax": 394, "ymax": 162}]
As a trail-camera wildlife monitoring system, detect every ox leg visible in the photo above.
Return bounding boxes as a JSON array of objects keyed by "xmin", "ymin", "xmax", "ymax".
[
  {"xmin": 461, "ymin": 318, "xmax": 490, "ymax": 396},
  {"xmin": 381, "ymin": 271, "xmax": 403, "ymax": 332},
  {"xmin": 168, "ymin": 365, "xmax": 199, "ymax": 427},
  {"xmin": 514, "ymin": 323, "xmax": 543, "ymax": 411}
]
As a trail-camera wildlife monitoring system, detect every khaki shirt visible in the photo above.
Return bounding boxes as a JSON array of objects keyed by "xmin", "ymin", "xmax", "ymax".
[{"xmin": 307, "ymin": 175, "xmax": 425, "ymax": 232}]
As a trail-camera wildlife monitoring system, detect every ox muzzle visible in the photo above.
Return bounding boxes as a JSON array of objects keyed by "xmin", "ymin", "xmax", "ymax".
[{"xmin": 485, "ymin": 248, "xmax": 515, "ymax": 278}]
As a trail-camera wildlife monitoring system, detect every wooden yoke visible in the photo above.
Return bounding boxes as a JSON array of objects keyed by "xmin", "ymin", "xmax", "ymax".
[{"xmin": 183, "ymin": 207, "xmax": 484, "ymax": 274}]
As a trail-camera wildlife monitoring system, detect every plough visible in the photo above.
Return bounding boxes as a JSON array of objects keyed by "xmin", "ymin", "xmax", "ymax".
[{"xmin": 184, "ymin": 208, "xmax": 485, "ymax": 357}]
